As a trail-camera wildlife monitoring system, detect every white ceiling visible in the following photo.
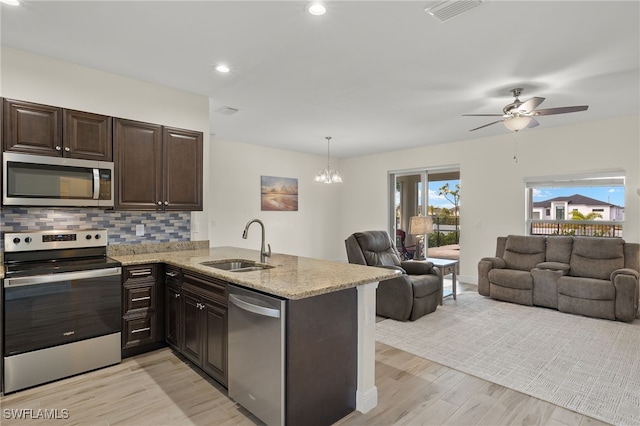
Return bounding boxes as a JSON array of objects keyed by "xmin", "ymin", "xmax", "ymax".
[{"xmin": 1, "ymin": 1, "xmax": 639, "ymax": 158}]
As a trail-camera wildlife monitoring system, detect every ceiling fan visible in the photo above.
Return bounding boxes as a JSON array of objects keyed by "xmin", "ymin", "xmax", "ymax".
[{"xmin": 463, "ymin": 88, "xmax": 589, "ymax": 132}]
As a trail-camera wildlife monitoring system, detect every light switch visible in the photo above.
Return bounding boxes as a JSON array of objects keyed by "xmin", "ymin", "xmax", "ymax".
[{"xmin": 136, "ymin": 224, "xmax": 145, "ymax": 236}]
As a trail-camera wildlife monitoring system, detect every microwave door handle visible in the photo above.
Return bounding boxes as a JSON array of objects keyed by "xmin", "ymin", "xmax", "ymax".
[{"xmin": 93, "ymin": 168, "xmax": 100, "ymax": 199}]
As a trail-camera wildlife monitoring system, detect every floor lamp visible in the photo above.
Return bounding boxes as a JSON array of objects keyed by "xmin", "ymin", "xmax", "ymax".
[{"xmin": 409, "ymin": 215, "xmax": 433, "ymax": 261}]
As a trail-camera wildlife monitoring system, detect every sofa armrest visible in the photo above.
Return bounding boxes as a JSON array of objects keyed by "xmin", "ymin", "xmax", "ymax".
[
  {"xmin": 535, "ymin": 262, "xmax": 570, "ymax": 275},
  {"xmin": 376, "ymin": 275, "xmax": 414, "ymax": 321},
  {"xmin": 478, "ymin": 257, "xmax": 505, "ymax": 296},
  {"xmin": 481, "ymin": 257, "xmax": 506, "ymax": 269},
  {"xmin": 611, "ymin": 268, "xmax": 639, "ymax": 322},
  {"xmin": 401, "ymin": 261, "xmax": 434, "ymax": 276}
]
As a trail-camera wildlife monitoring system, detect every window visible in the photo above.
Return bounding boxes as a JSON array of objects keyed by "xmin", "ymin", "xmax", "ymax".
[{"xmin": 525, "ymin": 171, "xmax": 625, "ymax": 237}]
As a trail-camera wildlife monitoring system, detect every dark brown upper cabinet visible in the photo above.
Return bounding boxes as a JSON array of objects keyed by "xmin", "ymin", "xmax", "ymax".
[
  {"xmin": 3, "ymin": 99, "xmax": 112, "ymax": 160},
  {"xmin": 114, "ymin": 118, "xmax": 203, "ymax": 211},
  {"xmin": 63, "ymin": 109, "xmax": 113, "ymax": 161}
]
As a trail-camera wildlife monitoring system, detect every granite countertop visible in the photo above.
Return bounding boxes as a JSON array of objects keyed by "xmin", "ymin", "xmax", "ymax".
[{"xmin": 109, "ymin": 243, "xmax": 399, "ymax": 300}]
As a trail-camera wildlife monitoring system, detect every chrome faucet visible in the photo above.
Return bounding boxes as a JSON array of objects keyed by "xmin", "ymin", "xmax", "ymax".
[{"xmin": 242, "ymin": 219, "xmax": 271, "ymax": 263}]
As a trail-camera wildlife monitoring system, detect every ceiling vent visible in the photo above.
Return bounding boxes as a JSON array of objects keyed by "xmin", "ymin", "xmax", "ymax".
[
  {"xmin": 215, "ymin": 106, "xmax": 240, "ymax": 115},
  {"xmin": 425, "ymin": 0, "xmax": 483, "ymax": 23}
]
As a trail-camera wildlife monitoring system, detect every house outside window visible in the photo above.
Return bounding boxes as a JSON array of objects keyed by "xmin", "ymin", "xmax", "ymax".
[{"xmin": 525, "ymin": 171, "xmax": 625, "ymax": 237}]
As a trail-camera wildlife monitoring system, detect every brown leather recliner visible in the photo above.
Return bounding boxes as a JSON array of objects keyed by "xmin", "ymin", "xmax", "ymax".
[{"xmin": 345, "ymin": 230, "xmax": 442, "ymax": 321}]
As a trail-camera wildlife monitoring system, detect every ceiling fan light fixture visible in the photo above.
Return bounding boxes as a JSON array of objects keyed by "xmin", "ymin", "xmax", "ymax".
[{"xmin": 503, "ymin": 116, "xmax": 532, "ymax": 132}]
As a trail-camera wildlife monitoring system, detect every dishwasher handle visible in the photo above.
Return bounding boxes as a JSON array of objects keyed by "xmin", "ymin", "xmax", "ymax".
[{"xmin": 229, "ymin": 294, "xmax": 281, "ymax": 319}]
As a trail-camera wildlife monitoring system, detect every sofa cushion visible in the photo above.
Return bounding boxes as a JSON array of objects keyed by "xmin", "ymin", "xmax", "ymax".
[
  {"xmin": 558, "ymin": 276, "xmax": 615, "ymax": 300},
  {"xmin": 546, "ymin": 236, "xmax": 573, "ymax": 264},
  {"xmin": 569, "ymin": 237, "xmax": 624, "ymax": 280},
  {"xmin": 488, "ymin": 268, "xmax": 533, "ymax": 290},
  {"xmin": 354, "ymin": 231, "xmax": 402, "ymax": 267},
  {"xmin": 503, "ymin": 235, "xmax": 546, "ymax": 271}
]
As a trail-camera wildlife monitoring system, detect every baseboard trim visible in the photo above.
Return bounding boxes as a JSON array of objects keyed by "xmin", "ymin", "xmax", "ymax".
[{"xmin": 356, "ymin": 386, "xmax": 378, "ymax": 413}]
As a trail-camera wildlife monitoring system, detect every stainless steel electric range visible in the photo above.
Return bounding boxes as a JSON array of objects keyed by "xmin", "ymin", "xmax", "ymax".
[{"xmin": 2, "ymin": 229, "xmax": 122, "ymax": 393}]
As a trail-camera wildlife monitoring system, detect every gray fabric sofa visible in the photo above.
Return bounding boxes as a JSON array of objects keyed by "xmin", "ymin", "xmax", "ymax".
[
  {"xmin": 478, "ymin": 235, "xmax": 640, "ymax": 322},
  {"xmin": 345, "ymin": 230, "xmax": 442, "ymax": 321}
]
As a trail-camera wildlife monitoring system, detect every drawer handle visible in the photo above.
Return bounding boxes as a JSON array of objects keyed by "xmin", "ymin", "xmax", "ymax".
[
  {"xmin": 166, "ymin": 271, "xmax": 178, "ymax": 277},
  {"xmin": 131, "ymin": 296, "xmax": 151, "ymax": 302},
  {"xmin": 174, "ymin": 294, "xmax": 180, "ymax": 299},
  {"xmin": 132, "ymin": 327, "xmax": 151, "ymax": 334},
  {"xmin": 130, "ymin": 270, "xmax": 152, "ymax": 277}
]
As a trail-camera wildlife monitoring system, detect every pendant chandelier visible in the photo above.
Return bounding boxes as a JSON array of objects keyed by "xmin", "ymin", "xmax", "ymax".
[{"xmin": 314, "ymin": 136, "xmax": 343, "ymax": 184}]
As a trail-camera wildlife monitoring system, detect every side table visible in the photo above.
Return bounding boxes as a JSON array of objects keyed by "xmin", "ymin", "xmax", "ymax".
[{"xmin": 426, "ymin": 257, "xmax": 459, "ymax": 305}]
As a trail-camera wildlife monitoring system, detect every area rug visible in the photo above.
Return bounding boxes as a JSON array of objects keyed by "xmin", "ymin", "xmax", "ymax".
[{"xmin": 376, "ymin": 291, "xmax": 640, "ymax": 426}]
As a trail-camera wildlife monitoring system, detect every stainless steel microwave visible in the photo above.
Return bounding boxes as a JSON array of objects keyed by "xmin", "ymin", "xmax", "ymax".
[{"xmin": 3, "ymin": 152, "xmax": 114, "ymax": 207}]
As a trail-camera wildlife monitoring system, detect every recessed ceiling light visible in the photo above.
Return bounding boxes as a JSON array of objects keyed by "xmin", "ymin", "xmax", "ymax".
[
  {"xmin": 215, "ymin": 64, "xmax": 230, "ymax": 73},
  {"xmin": 0, "ymin": 0, "xmax": 20, "ymax": 6},
  {"xmin": 308, "ymin": 3, "xmax": 326, "ymax": 16}
]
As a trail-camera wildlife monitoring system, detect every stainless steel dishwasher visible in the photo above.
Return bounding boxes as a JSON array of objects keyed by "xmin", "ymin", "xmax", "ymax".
[{"xmin": 228, "ymin": 284, "xmax": 285, "ymax": 426}]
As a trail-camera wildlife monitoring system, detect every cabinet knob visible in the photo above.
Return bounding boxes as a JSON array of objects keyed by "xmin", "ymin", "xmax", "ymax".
[
  {"xmin": 157, "ymin": 201, "xmax": 162, "ymax": 206},
  {"xmin": 64, "ymin": 147, "xmax": 71, "ymax": 152},
  {"xmin": 174, "ymin": 293, "xmax": 180, "ymax": 299},
  {"xmin": 164, "ymin": 201, "xmax": 169, "ymax": 206},
  {"xmin": 55, "ymin": 146, "xmax": 62, "ymax": 151}
]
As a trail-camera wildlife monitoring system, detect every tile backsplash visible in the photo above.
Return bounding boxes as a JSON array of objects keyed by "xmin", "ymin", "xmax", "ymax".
[{"xmin": 1, "ymin": 208, "xmax": 191, "ymax": 245}]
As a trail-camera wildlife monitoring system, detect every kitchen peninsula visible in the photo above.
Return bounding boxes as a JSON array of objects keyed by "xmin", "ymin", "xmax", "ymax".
[{"xmin": 109, "ymin": 242, "xmax": 399, "ymax": 425}]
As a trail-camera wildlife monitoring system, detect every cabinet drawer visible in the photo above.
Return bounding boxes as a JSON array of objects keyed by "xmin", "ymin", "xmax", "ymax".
[
  {"xmin": 123, "ymin": 265, "xmax": 157, "ymax": 282},
  {"xmin": 183, "ymin": 272, "xmax": 227, "ymax": 304},
  {"xmin": 123, "ymin": 314, "xmax": 156, "ymax": 348},
  {"xmin": 124, "ymin": 284, "xmax": 155, "ymax": 312}
]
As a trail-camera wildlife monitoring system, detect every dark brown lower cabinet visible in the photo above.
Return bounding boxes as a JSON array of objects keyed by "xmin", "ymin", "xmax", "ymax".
[
  {"xmin": 121, "ymin": 264, "xmax": 166, "ymax": 358},
  {"xmin": 286, "ymin": 288, "xmax": 358, "ymax": 426},
  {"xmin": 181, "ymin": 272, "xmax": 228, "ymax": 387}
]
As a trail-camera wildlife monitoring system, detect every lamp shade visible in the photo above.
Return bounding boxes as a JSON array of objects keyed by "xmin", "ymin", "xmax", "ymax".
[{"xmin": 409, "ymin": 215, "xmax": 433, "ymax": 235}]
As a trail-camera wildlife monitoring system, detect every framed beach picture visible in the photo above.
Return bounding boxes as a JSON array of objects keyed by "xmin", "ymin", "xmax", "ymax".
[{"xmin": 261, "ymin": 176, "xmax": 298, "ymax": 211}]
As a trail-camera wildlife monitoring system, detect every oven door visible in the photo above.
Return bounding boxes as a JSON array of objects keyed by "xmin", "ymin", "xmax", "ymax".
[{"xmin": 3, "ymin": 267, "xmax": 122, "ymax": 356}]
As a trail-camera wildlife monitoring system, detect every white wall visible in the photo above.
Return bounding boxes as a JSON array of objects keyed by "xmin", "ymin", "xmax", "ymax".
[
  {"xmin": 3, "ymin": 48, "xmax": 639, "ymax": 283},
  {"xmin": 0, "ymin": 47, "xmax": 211, "ymax": 241},
  {"xmin": 339, "ymin": 115, "xmax": 640, "ymax": 283},
  {"xmin": 209, "ymin": 138, "xmax": 342, "ymax": 260}
]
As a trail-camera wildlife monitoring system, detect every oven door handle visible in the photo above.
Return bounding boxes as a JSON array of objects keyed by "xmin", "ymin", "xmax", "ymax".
[{"xmin": 4, "ymin": 267, "xmax": 122, "ymax": 288}]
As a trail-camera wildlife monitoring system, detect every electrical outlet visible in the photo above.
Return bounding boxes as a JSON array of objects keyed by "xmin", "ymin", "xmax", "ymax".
[{"xmin": 135, "ymin": 224, "xmax": 144, "ymax": 236}]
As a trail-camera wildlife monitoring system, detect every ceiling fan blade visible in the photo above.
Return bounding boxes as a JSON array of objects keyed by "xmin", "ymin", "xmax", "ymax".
[
  {"xmin": 532, "ymin": 105, "xmax": 589, "ymax": 116},
  {"xmin": 469, "ymin": 120, "xmax": 503, "ymax": 131},
  {"xmin": 462, "ymin": 113, "xmax": 504, "ymax": 117},
  {"xmin": 516, "ymin": 96, "xmax": 545, "ymax": 113},
  {"xmin": 527, "ymin": 118, "xmax": 540, "ymax": 128}
]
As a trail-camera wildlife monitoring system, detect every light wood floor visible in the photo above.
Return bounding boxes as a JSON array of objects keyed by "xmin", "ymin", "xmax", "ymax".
[{"xmin": 0, "ymin": 343, "xmax": 610, "ymax": 426}]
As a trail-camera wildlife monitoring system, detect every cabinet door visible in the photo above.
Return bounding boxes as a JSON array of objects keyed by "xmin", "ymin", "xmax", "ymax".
[
  {"xmin": 181, "ymin": 289, "xmax": 202, "ymax": 365},
  {"xmin": 165, "ymin": 283, "xmax": 182, "ymax": 351},
  {"xmin": 202, "ymin": 298, "xmax": 228, "ymax": 386},
  {"xmin": 114, "ymin": 118, "xmax": 162, "ymax": 210},
  {"xmin": 163, "ymin": 127, "xmax": 203, "ymax": 211},
  {"xmin": 63, "ymin": 109, "xmax": 112, "ymax": 161},
  {"xmin": 3, "ymin": 99, "xmax": 62, "ymax": 156}
]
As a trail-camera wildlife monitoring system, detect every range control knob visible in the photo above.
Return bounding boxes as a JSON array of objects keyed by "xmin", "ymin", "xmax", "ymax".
[
  {"xmin": 86, "ymin": 234, "xmax": 92, "ymax": 240},
  {"xmin": 12, "ymin": 237, "xmax": 21, "ymax": 245},
  {"xmin": 24, "ymin": 237, "xmax": 32, "ymax": 243},
  {"xmin": 94, "ymin": 234, "xmax": 101, "ymax": 240}
]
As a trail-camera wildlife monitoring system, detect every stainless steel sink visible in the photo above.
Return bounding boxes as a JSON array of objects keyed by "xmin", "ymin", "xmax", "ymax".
[{"xmin": 200, "ymin": 259, "xmax": 274, "ymax": 273}]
